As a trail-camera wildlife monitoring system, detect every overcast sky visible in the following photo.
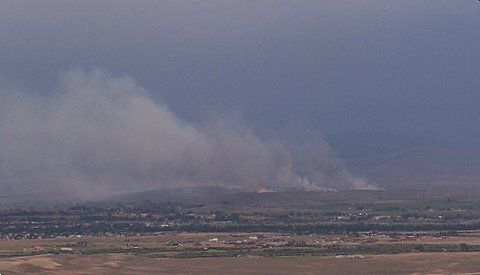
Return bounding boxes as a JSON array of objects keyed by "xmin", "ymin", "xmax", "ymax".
[{"xmin": 1, "ymin": 0, "xmax": 479, "ymax": 145}]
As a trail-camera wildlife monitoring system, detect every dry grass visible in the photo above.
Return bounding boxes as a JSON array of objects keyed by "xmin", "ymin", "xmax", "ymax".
[{"xmin": 1, "ymin": 252, "xmax": 480, "ymax": 274}]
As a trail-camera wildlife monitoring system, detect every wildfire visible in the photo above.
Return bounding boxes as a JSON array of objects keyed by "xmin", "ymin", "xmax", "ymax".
[
  {"xmin": 257, "ymin": 180, "xmax": 274, "ymax": 193},
  {"xmin": 257, "ymin": 187, "xmax": 274, "ymax": 193}
]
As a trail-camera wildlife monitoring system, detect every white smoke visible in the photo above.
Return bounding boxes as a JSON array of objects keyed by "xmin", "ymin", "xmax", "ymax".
[{"xmin": 0, "ymin": 69, "xmax": 376, "ymax": 199}]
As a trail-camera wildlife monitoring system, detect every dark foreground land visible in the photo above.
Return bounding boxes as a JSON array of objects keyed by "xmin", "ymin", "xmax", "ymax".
[{"xmin": 2, "ymin": 189, "xmax": 480, "ymax": 273}]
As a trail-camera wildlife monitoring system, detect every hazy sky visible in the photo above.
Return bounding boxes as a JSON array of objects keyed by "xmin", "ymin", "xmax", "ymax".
[{"xmin": 1, "ymin": 0, "xmax": 479, "ymax": 143}]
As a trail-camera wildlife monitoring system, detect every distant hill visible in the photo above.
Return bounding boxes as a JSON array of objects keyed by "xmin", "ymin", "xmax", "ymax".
[
  {"xmin": 103, "ymin": 186, "xmax": 480, "ymax": 206},
  {"xmin": 329, "ymin": 131, "xmax": 480, "ymax": 190},
  {"xmin": 362, "ymin": 148, "xmax": 480, "ymax": 190}
]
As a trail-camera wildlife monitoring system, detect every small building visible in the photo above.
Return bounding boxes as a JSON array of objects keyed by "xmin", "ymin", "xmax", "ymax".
[{"xmin": 76, "ymin": 241, "xmax": 87, "ymax": 247}]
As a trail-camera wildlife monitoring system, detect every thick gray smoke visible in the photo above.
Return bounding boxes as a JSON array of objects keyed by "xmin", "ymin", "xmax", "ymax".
[{"xmin": 0, "ymin": 70, "xmax": 375, "ymax": 199}]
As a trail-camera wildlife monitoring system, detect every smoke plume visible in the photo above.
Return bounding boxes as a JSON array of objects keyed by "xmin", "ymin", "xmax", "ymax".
[{"xmin": 0, "ymin": 70, "xmax": 375, "ymax": 199}]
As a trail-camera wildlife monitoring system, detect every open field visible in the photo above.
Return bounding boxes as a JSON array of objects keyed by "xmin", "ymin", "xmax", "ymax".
[{"xmin": 2, "ymin": 252, "xmax": 480, "ymax": 274}]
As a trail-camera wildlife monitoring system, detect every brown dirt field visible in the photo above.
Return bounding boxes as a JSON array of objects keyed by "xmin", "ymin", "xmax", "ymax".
[{"xmin": 1, "ymin": 252, "xmax": 480, "ymax": 274}]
